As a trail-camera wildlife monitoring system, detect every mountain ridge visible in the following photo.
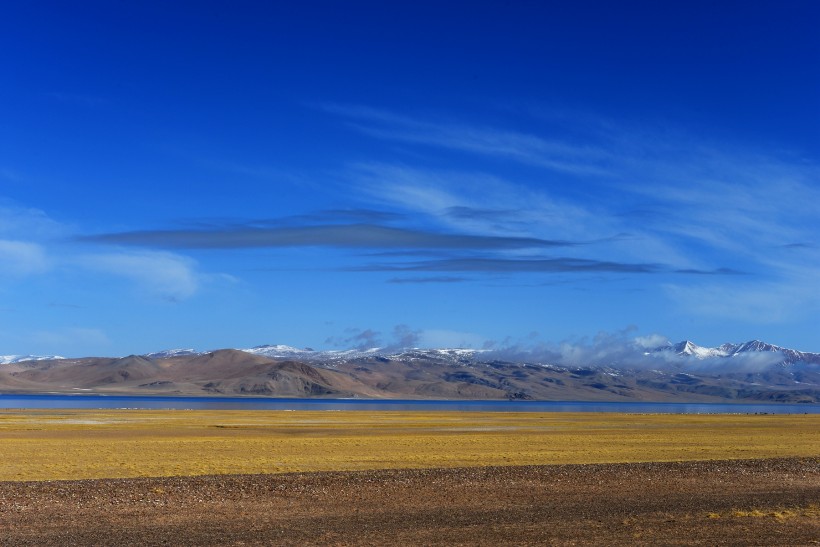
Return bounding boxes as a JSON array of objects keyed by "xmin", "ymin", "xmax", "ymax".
[
  {"xmin": 1, "ymin": 340, "xmax": 818, "ymax": 403},
  {"xmin": 4, "ymin": 339, "xmax": 820, "ymax": 367},
  {"xmin": 665, "ymin": 339, "xmax": 820, "ymax": 366}
]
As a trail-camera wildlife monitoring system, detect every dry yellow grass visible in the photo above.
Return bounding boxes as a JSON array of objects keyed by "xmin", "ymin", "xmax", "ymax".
[
  {"xmin": 710, "ymin": 505, "xmax": 820, "ymax": 521},
  {"xmin": 0, "ymin": 410, "xmax": 817, "ymax": 481}
]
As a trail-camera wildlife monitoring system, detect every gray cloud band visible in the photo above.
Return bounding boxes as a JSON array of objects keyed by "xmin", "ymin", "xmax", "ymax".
[
  {"xmin": 80, "ymin": 222, "xmax": 740, "ymax": 276},
  {"xmin": 80, "ymin": 224, "xmax": 576, "ymax": 250},
  {"xmin": 355, "ymin": 257, "xmax": 660, "ymax": 274}
]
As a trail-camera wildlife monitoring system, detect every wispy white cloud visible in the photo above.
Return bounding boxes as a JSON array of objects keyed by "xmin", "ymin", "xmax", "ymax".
[
  {"xmin": 0, "ymin": 202, "xmax": 70, "ymax": 280},
  {"xmin": 633, "ymin": 333, "xmax": 671, "ymax": 349},
  {"xmin": 349, "ymin": 162, "xmax": 600, "ymax": 238},
  {"xmin": 622, "ymin": 146, "xmax": 820, "ymax": 254},
  {"xmin": 0, "ymin": 200, "xmax": 237, "ymax": 303},
  {"xmin": 0, "ymin": 240, "xmax": 49, "ymax": 277},
  {"xmin": 82, "ymin": 250, "xmax": 201, "ymax": 302},
  {"xmin": 347, "ymin": 162, "xmax": 700, "ymax": 269},
  {"xmin": 322, "ymin": 103, "xmax": 615, "ymax": 176},
  {"xmin": 330, "ymin": 105, "xmax": 820, "ymax": 322},
  {"xmin": 626, "ymin": 143, "xmax": 820, "ymax": 323},
  {"xmin": 665, "ymin": 274, "xmax": 820, "ymax": 324},
  {"xmin": 332, "ymin": 105, "xmax": 818, "ymax": 248},
  {"xmin": 0, "ymin": 202, "xmax": 68, "ymax": 240}
]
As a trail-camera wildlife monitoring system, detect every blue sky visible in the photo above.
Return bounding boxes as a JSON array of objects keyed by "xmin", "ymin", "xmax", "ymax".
[{"xmin": 2, "ymin": 1, "xmax": 819, "ymax": 357}]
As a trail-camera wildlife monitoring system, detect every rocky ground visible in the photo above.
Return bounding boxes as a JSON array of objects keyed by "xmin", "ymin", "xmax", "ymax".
[{"xmin": 1, "ymin": 458, "xmax": 818, "ymax": 546}]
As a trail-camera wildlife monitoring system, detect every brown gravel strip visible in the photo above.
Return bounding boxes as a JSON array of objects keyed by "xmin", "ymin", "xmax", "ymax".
[{"xmin": 1, "ymin": 458, "xmax": 818, "ymax": 546}]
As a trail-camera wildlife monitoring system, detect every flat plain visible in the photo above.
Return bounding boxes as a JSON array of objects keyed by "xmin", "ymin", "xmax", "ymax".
[
  {"xmin": 0, "ymin": 410, "xmax": 818, "ymax": 480},
  {"xmin": 1, "ymin": 410, "xmax": 818, "ymax": 545}
]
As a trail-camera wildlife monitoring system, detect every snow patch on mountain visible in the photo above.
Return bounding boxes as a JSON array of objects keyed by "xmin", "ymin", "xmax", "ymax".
[
  {"xmin": 143, "ymin": 349, "xmax": 200, "ymax": 359},
  {"xmin": 239, "ymin": 344, "xmax": 487, "ymax": 364},
  {"xmin": 0, "ymin": 354, "xmax": 65, "ymax": 365},
  {"xmin": 660, "ymin": 339, "xmax": 820, "ymax": 366},
  {"xmin": 8, "ymin": 338, "xmax": 817, "ymax": 370},
  {"xmin": 671, "ymin": 341, "xmax": 731, "ymax": 359}
]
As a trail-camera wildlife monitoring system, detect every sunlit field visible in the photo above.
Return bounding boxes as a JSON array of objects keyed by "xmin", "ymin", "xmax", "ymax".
[{"xmin": 0, "ymin": 410, "xmax": 817, "ymax": 481}]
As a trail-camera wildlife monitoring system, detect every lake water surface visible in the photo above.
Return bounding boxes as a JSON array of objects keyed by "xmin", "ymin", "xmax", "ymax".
[{"xmin": 0, "ymin": 394, "xmax": 817, "ymax": 413}]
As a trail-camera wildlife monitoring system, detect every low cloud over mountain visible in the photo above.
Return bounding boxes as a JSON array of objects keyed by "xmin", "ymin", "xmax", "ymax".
[{"xmin": 2, "ymin": 338, "xmax": 818, "ymax": 403}]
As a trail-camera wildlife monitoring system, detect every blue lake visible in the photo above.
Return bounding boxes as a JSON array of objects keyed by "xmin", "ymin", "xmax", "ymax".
[{"xmin": 0, "ymin": 394, "xmax": 817, "ymax": 413}]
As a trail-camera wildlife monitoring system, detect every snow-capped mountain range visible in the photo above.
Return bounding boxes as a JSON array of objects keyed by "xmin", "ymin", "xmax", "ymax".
[
  {"xmin": 2, "ymin": 340, "xmax": 819, "ymax": 404},
  {"xmin": 143, "ymin": 349, "xmax": 201, "ymax": 359},
  {"xmin": 2, "ymin": 340, "xmax": 819, "ymax": 367},
  {"xmin": 242, "ymin": 344, "xmax": 488, "ymax": 364},
  {"xmin": 241, "ymin": 340, "xmax": 820, "ymax": 367},
  {"xmin": 665, "ymin": 340, "xmax": 820, "ymax": 366},
  {"xmin": 0, "ymin": 354, "xmax": 65, "ymax": 365}
]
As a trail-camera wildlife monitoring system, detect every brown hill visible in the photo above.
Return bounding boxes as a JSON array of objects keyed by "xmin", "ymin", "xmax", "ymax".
[
  {"xmin": 2, "ymin": 350, "xmax": 386, "ymax": 398},
  {"xmin": 0, "ymin": 350, "xmax": 818, "ymax": 402},
  {"xmin": 14, "ymin": 356, "xmax": 163, "ymax": 387}
]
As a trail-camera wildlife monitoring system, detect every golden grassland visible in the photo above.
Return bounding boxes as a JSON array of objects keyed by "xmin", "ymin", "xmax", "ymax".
[
  {"xmin": 707, "ymin": 505, "xmax": 820, "ymax": 521},
  {"xmin": 0, "ymin": 410, "xmax": 817, "ymax": 481}
]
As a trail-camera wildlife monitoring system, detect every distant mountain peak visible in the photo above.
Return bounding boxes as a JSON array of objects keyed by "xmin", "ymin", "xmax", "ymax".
[
  {"xmin": 673, "ymin": 340, "xmax": 698, "ymax": 353},
  {"xmin": 143, "ymin": 349, "xmax": 199, "ymax": 359},
  {"xmin": 236, "ymin": 344, "xmax": 485, "ymax": 364},
  {"xmin": 669, "ymin": 340, "xmax": 728, "ymax": 359},
  {"xmin": 248, "ymin": 344, "xmax": 306, "ymax": 351},
  {"xmin": 0, "ymin": 354, "xmax": 65, "ymax": 365},
  {"xmin": 661, "ymin": 340, "xmax": 820, "ymax": 366}
]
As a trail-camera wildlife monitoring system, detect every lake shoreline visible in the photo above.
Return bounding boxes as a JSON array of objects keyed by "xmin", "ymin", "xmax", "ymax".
[{"xmin": 1, "ymin": 393, "xmax": 819, "ymax": 413}]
